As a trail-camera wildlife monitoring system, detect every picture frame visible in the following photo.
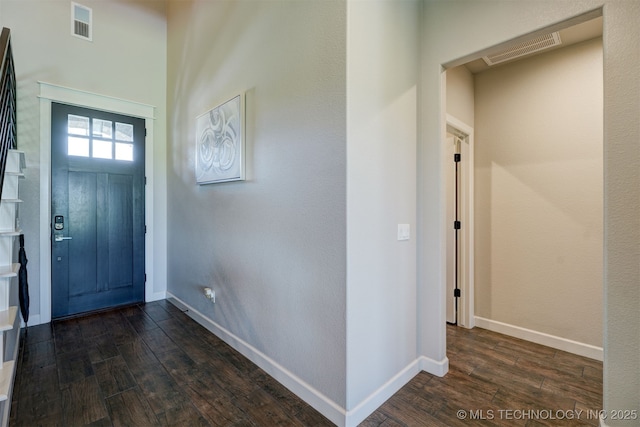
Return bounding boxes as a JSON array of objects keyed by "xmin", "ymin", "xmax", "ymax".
[{"xmin": 195, "ymin": 93, "xmax": 245, "ymax": 184}]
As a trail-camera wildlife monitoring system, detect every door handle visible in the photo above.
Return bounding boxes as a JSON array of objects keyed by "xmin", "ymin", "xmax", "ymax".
[{"xmin": 55, "ymin": 236, "xmax": 73, "ymax": 242}]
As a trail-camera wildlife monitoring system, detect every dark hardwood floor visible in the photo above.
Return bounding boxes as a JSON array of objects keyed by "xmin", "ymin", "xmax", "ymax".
[
  {"xmin": 10, "ymin": 300, "xmax": 602, "ymax": 426},
  {"xmin": 362, "ymin": 325, "xmax": 603, "ymax": 427}
]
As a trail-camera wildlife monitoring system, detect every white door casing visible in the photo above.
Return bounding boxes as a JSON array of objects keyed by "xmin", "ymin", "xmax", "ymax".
[
  {"xmin": 38, "ymin": 82, "xmax": 163, "ymax": 325},
  {"xmin": 445, "ymin": 114, "xmax": 474, "ymax": 329}
]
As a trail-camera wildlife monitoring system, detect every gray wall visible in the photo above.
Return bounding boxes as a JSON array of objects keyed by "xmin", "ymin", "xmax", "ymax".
[
  {"xmin": 166, "ymin": 0, "xmax": 347, "ymax": 407},
  {"xmin": 346, "ymin": 0, "xmax": 419, "ymax": 410},
  {"xmin": 167, "ymin": 1, "xmax": 422, "ymax": 421}
]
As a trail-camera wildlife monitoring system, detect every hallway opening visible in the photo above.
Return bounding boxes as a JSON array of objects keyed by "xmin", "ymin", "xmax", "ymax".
[{"xmin": 442, "ymin": 14, "xmax": 604, "ymax": 362}]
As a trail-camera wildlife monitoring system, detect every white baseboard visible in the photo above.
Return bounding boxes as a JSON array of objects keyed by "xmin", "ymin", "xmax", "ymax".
[
  {"xmin": 344, "ymin": 360, "xmax": 422, "ymax": 427},
  {"xmin": 340, "ymin": 354, "xmax": 448, "ymax": 426},
  {"xmin": 420, "ymin": 355, "xmax": 449, "ymax": 377},
  {"xmin": 166, "ymin": 293, "xmax": 347, "ymax": 426},
  {"xmin": 474, "ymin": 316, "xmax": 603, "ymax": 361},
  {"xmin": 166, "ymin": 293, "xmax": 446, "ymax": 427}
]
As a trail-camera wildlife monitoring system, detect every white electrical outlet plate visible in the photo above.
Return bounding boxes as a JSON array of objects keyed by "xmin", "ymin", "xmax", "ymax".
[
  {"xmin": 204, "ymin": 287, "xmax": 216, "ymax": 303},
  {"xmin": 397, "ymin": 224, "xmax": 410, "ymax": 241}
]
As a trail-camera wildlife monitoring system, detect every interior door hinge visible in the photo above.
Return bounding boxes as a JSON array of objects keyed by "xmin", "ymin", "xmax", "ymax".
[
  {"xmin": 144, "ymin": 176, "xmax": 147, "ymax": 185},
  {"xmin": 454, "ymin": 221, "xmax": 461, "ymax": 230},
  {"xmin": 145, "ymin": 128, "xmax": 147, "ymax": 137},
  {"xmin": 145, "ymin": 225, "xmax": 147, "ymax": 234},
  {"xmin": 144, "ymin": 274, "xmax": 147, "ymax": 282},
  {"xmin": 454, "ymin": 288, "xmax": 461, "ymax": 298},
  {"xmin": 454, "ymin": 153, "xmax": 461, "ymax": 163}
]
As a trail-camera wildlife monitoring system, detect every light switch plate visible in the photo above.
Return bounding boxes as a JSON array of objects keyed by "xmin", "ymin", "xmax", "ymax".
[{"xmin": 397, "ymin": 224, "xmax": 410, "ymax": 241}]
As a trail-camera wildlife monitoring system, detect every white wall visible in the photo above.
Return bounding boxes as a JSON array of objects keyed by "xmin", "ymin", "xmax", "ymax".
[
  {"xmin": 421, "ymin": 2, "xmax": 639, "ymax": 425},
  {"xmin": 346, "ymin": 0, "xmax": 418, "ymax": 417},
  {"xmin": 166, "ymin": 0, "xmax": 348, "ymax": 414},
  {"xmin": 474, "ymin": 38, "xmax": 603, "ymax": 347},
  {"xmin": 0, "ymin": 0, "xmax": 167, "ymax": 324},
  {"xmin": 446, "ymin": 65, "xmax": 474, "ymax": 127}
]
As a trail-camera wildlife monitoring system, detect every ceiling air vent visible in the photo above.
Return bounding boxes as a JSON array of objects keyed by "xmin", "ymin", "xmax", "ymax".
[
  {"xmin": 71, "ymin": 2, "xmax": 92, "ymax": 41},
  {"xmin": 483, "ymin": 32, "xmax": 561, "ymax": 66}
]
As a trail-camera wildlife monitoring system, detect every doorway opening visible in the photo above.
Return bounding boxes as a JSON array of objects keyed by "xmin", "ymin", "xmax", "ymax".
[
  {"xmin": 445, "ymin": 115, "xmax": 474, "ymax": 328},
  {"xmin": 441, "ymin": 14, "xmax": 603, "ymax": 360}
]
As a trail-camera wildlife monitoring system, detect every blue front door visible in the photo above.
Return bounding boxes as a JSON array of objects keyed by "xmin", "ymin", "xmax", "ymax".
[{"xmin": 51, "ymin": 102, "xmax": 145, "ymax": 318}]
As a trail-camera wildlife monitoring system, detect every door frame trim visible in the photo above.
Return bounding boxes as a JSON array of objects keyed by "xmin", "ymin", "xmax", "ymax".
[
  {"xmin": 38, "ymin": 82, "xmax": 164, "ymax": 324},
  {"xmin": 445, "ymin": 114, "xmax": 475, "ymax": 329}
]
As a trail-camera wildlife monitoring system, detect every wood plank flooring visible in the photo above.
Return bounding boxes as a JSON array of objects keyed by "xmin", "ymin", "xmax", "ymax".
[
  {"xmin": 9, "ymin": 300, "xmax": 602, "ymax": 426},
  {"xmin": 362, "ymin": 325, "xmax": 603, "ymax": 426}
]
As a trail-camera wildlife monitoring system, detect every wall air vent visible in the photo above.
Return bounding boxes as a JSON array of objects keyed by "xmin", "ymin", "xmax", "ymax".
[
  {"xmin": 483, "ymin": 32, "xmax": 561, "ymax": 66},
  {"xmin": 71, "ymin": 2, "xmax": 92, "ymax": 41}
]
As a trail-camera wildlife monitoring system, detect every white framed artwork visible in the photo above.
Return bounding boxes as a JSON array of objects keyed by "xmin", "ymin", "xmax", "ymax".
[{"xmin": 195, "ymin": 94, "xmax": 245, "ymax": 184}]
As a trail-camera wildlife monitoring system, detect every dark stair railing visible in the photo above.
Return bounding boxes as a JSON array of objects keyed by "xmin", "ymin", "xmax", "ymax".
[{"xmin": 0, "ymin": 27, "xmax": 17, "ymax": 201}]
